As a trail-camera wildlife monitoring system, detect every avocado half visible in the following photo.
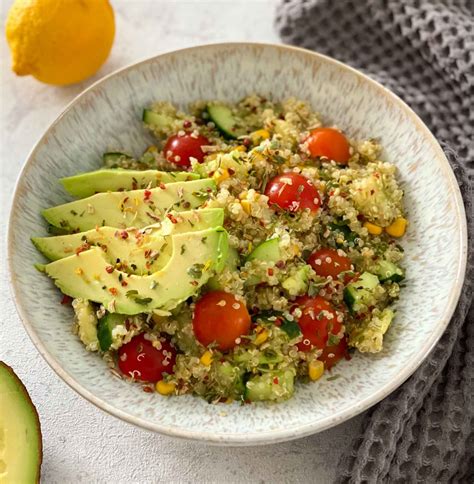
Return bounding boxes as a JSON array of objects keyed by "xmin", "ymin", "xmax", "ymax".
[{"xmin": 0, "ymin": 362, "xmax": 42, "ymax": 483}]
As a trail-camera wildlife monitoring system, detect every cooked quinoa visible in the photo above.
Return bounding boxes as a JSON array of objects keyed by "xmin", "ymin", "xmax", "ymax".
[{"xmin": 47, "ymin": 94, "xmax": 407, "ymax": 403}]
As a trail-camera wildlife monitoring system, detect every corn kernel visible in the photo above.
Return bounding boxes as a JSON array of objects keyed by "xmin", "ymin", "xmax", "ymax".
[
  {"xmin": 213, "ymin": 168, "xmax": 230, "ymax": 184},
  {"xmin": 249, "ymin": 150, "xmax": 266, "ymax": 163},
  {"xmin": 308, "ymin": 360, "xmax": 325, "ymax": 381},
  {"xmin": 250, "ymin": 129, "xmax": 270, "ymax": 145},
  {"xmin": 385, "ymin": 217, "xmax": 407, "ymax": 237},
  {"xmin": 205, "ymin": 152, "xmax": 221, "ymax": 162},
  {"xmin": 234, "ymin": 145, "xmax": 247, "ymax": 152},
  {"xmin": 200, "ymin": 350, "xmax": 213, "ymax": 366},
  {"xmin": 254, "ymin": 329, "xmax": 269, "ymax": 346},
  {"xmin": 241, "ymin": 200, "xmax": 252, "ymax": 214},
  {"xmin": 364, "ymin": 221, "xmax": 383, "ymax": 235},
  {"xmin": 156, "ymin": 380, "xmax": 176, "ymax": 395}
]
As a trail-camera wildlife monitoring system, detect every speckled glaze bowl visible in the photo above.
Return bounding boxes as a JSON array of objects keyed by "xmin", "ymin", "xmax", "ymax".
[{"xmin": 8, "ymin": 43, "xmax": 468, "ymax": 445}]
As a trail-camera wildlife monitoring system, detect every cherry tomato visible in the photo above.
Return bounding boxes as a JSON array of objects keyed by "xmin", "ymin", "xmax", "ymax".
[
  {"xmin": 118, "ymin": 333, "xmax": 176, "ymax": 382},
  {"xmin": 164, "ymin": 133, "xmax": 210, "ymax": 167},
  {"xmin": 308, "ymin": 248, "xmax": 352, "ymax": 279},
  {"xmin": 193, "ymin": 291, "xmax": 251, "ymax": 351},
  {"xmin": 306, "ymin": 128, "xmax": 350, "ymax": 165},
  {"xmin": 264, "ymin": 173, "xmax": 321, "ymax": 212},
  {"xmin": 319, "ymin": 336, "xmax": 349, "ymax": 370},
  {"xmin": 293, "ymin": 296, "xmax": 343, "ymax": 352}
]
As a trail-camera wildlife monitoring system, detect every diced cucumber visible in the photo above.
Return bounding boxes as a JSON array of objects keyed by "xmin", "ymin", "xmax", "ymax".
[
  {"xmin": 282, "ymin": 265, "xmax": 311, "ymax": 296},
  {"xmin": 142, "ymin": 109, "xmax": 173, "ymax": 129},
  {"xmin": 244, "ymin": 370, "xmax": 295, "ymax": 402},
  {"xmin": 102, "ymin": 152, "xmax": 134, "ymax": 166},
  {"xmin": 252, "ymin": 310, "xmax": 301, "ymax": 340},
  {"xmin": 343, "ymin": 272, "xmax": 380, "ymax": 313},
  {"xmin": 214, "ymin": 362, "xmax": 245, "ymax": 398},
  {"xmin": 97, "ymin": 313, "xmax": 128, "ymax": 351},
  {"xmin": 206, "ymin": 103, "xmax": 246, "ymax": 139},
  {"xmin": 374, "ymin": 260, "xmax": 405, "ymax": 283},
  {"xmin": 246, "ymin": 238, "xmax": 281, "ymax": 263}
]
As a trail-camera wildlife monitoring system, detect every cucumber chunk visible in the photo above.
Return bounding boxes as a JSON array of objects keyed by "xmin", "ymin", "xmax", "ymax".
[
  {"xmin": 374, "ymin": 260, "xmax": 405, "ymax": 283},
  {"xmin": 343, "ymin": 272, "xmax": 380, "ymax": 313},
  {"xmin": 102, "ymin": 152, "xmax": 134, "ymax": 166},
  {"xmin": 142, "ymin": 109, "xmax": 174, "ymax": 129},
  {"xmin": 97, "ymin": 313, "xmax": 128, "ymax": 351},
  {"xmin": 245, "ymin": 370, "xmax": 295, "ymax": 402},
  {"xmin": 246, "ymin": 238, "xmax": 281, "ymax": 262},
  {"xmin": 206, "ymin": 104, "xmax": 246, "ymax": 139}
]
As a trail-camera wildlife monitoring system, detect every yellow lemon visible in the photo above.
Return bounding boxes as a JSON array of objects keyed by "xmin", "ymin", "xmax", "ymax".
[{"xmin": 6, "ymin": 0, "xmax": 115, "ymax": 85}]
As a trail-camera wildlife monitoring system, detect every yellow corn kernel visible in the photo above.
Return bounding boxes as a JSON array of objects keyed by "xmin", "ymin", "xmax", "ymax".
[
  {"xmin": 249, "ymin": 150, "xmax": 266, "ymax": 163},
  {"xmin": 241, "ymin": 200, "xmax": 252, "ymax": 214},
  {"xmin": 239, "ymin": 190, "xmax": 248, "ymax": 200},
  {"xmin": 156, "ymin": 380, "xmax": 176, "ymax": 396},
  {"xmin": 213, "ymin": 168, "xmax": 230, "ymax": 184},
  {"xmin": 205, "ymin": 152, "xmax": 222, "ymax": 162},
  {"xmin": 385, "ymin": 217, "xmax": 407, "ymax": 238},
  {"xmin": 308, "ymin": 360, "xmax": 325, "ymax": 381},
  {"xmin": 200, "ymin": 350, "xmax": 213, "ymax": 366},
  {"xmin": 291, "ymin": 244, "xmax": 301, "ymax": 256},
  {"xmin": 250, "ymin": 129, "xmax": 271, "ymax": 145},
  {"xmin": 254, "ymin": 328, "xmax": 269, "ymax": 346},
  {"xmin": 234, "ymin": 145, "xmax": 247, "ymax": 152},
  {"xmin": 364, "ymin": 221, "xmax": 383, "ymax": 235}
]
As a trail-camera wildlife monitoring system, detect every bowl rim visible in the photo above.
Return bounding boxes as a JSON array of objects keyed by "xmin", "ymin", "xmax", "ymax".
[{"xmin": 7, "ymin": 42, "xmax": 468, "ymax": 445}]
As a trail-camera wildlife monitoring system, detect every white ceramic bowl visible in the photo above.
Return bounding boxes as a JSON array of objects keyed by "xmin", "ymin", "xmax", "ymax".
[{"xmin": 8, "ymin": 43, "xmax": 468, "ymax": 445}]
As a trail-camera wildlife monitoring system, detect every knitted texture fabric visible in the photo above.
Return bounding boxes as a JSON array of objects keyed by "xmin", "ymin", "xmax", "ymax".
[{"xmin": 275, "ymin": 1, "xmax": 473, "ymax": 482}]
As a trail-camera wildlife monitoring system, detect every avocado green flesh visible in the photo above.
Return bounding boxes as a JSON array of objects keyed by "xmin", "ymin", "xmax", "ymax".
[
  {"xmin": 207, "ymin": 246, "xmax": 240, "ymax": 290},
  {"xmin": 60, "ymin": 169, "xmax": 199, "ymax": 198},
  {"xmin": 32, "ymin": 208, "xmax": 224, "ymax": 274},
  {"xmin": 42, "ymin": 178, "xmax": 216, "ymax": 232},
  {"xmin": 0, "ymin": 362, "xmax": 42, "ymax": 483},
  {"xmin": 42, "ymin": 227, "xmax": 228, "ymax": 314}
]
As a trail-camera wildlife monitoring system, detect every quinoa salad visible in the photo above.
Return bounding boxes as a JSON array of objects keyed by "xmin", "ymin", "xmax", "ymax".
[{"xmin": 33, "ymin": 95, "xmax": 407, "ymax": 403}]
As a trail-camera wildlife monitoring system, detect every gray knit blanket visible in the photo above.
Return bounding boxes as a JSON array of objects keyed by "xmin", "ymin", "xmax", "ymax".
[{"xmin": 275, "ymin": 1, "xmax": 473, "ymax": 482}]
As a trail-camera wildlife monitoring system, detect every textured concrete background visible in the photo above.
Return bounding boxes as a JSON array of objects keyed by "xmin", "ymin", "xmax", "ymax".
[{"xmin": 0, "ymin": 1, "xmax": 363, "ymax": 482}]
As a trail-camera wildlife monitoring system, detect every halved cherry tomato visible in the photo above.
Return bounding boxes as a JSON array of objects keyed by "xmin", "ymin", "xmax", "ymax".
[
  {"xmin": 164, "ymin": 133, "xmax": 210, "ymax": 167},
  {"xmin": 306, "ymin": 128, "xmax": 350, "ymax": 165},
  {"xmin": 292, "ymin": 296, "xmax": 343, "ymax": 352},
  {"xmin": 319, "ymin": 336, "xmax": 350, "ymax": 370},
  {"xmin": 264, "ymin": 173, "xmax": 320, "ymax": 212},
  {"xmin": 118, "ymin": 333, "xmax": 176, "ymax": 382},
  {"xmin": 193, "ymin": 291, "xmax": 251, "ymax": 351},
  {"xmin": 308, "ymin": 248, "xmax": 352, "ymax": 279}
]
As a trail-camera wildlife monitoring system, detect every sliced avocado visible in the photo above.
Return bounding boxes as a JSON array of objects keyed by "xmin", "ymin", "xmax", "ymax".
[
  {"xmin": 244, "ymin": 370, "xmax": 295, "ymax": 403},
  {"xmin": 61, "ymin": 169, "xmax": 199, "ymax": 198},
  {"xmin": 246, "ymin": 238, "xmax": 281, "ymax": 262},
  {"xmin": 42, "ymin": 178, "xmax": 216, "ymax": 232},
  {"xmin": 33, "ymin": 208, "xmax": 224, "ymax": 275},
  {"xmin": 207, "ymin": 246, "xmax": 240, "ymax": 290},
  {"xmin": 42, "ymin": 227, "xmax": 228, "ymax": 314},
  {"xmin": 0, "ymin": 362, "xmax": 42, "ymax": 483},
  {"xmin": 206, "ymin": 103, "xmax": 247, "ymax": 139},
  {"xmin": 97, "ymin": 313, "xmax": 128, "ymax": 351},
  {"xmin": 143, "ymin": 109, "xmax": 174, "ymax": 129}
]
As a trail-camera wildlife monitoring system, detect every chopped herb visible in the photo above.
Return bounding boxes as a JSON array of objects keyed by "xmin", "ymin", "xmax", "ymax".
[
  {"xmin": 201, "ymin": 236, "xmax": 207, "ymax": 244},
  {"xmin": 280, "ymin": 319, "xmax": 302, "ymax": 339},
  {"xmin": 134, "ymin": 297, "xmax": 153, "ymax": 306},
  {"xmin": 180, "ymin": 244, "xmax": 186, "ymax": 255},
  {"xmin": 187, "ymin": 263, "xmax": 204, "ymax": 279},
  {"xmin": 150, "ymin": 281, "xmax": 159, "ymax": 290},
  {"xmin": 326, "ymin": 375, "xmax": 341, "ymax": 381},
  {"xmin": 126, "ymin": 290, "xmax": 139, "ymax": 297},
  {"xmin": 70, "ymin": 210, "xmax": 78, "ymax": 216},
  {"xmin": 328, "ymin": 334, "xmax": 340, "ymax": 346}
]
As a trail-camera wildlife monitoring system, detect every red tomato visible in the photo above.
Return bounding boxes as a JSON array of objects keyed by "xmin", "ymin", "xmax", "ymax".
[
  {"xmin": 118, "ymin": 333, "xmax": 176, "ymax": 382},
  {"xmin": 308, "ymin": 248, "xmax": 352, "ymax": 279},
  {"xmin": 319, "ymin": 336, "xmax": 350, "ymax": 370},
  {"xmin": 306, "ymin": 128, "xmax": 350, "ymax": 164},
  {"xmin": 193, "ymin": 291, "xmax": 251, "ymax": 351},
  {"xmin": 264, "ymin": 173, "xmax": 321, "ymax": 212},
  {"xmin": 164, "ymin": 133, "xmax": 210, "ymax": 167},
  {"xmin": 293, "ymin": 296, "xmax": 343, "ymax": 352}
]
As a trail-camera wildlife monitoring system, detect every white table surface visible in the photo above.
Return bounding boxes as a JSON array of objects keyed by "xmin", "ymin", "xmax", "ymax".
[{"xmin": 0, "ymin": 1, "xmax": 364, "ymax": 482}]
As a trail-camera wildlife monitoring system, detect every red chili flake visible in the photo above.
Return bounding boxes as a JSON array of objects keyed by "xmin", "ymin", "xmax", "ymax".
[
  {"xmin": 267, "ymin": 268, "xmax": 274, "ymax": 276},
  {"xmin": 357, "ymin": 214, "xmax": 365, "ymax": 221},
  {"xmin": 144, "ymin": 189, "xmax": 152, "ymax": 201},
  {"xmin": 228, "ymin": 168, "xmax": 235, "ymax": 175},
  {"xmin": 275, "ymin": 260, "xmax": 285, "ymax": 269},
  {"xmin": 183, "ymin": 120, "xmax": 192, "ymax": 129},
  {"xmin": 274, "ymin": 318, "xmax": 282, "ymax": 327},
  {"xmin": 61, "ymin": 295, "xmax": 72, "ymax": 305},
  {"xmin": 273, "ymin": 377, "xmax": 279, "ymax": 385},
  {"xmin": 105, "ymin": 266, "xmax": 114, "ymax": 274},
  {"xmin": 145, "ymin": 262, "xmax": 151, "ymax": 270},
  {"xmin": 167, "ymin": 213, "xmax": 178, "ymax": 224},
  {"xmin": 329, "ymin": 190, "xmax": 335, "ymax": 197},
  {"xmin": 132, "ymin": 182, "xmax": 138, "ymax": 190},
  {"xmin": 143, "ymin": 386, "xmax": 154, "ymax": 393},
  {"xmin": 109, "ymin": 287, "xmax": 118, "ymax": 296},
  {"xmin": 159, "ymin": 182, "xmax": 166, "ymax": 190},
  {"xmin": 374, "ymin": 172, "xmax": 380, "ymax": 178},
  {"xmin": 75, "ymin": 243, "xmax": 90, "ymax": 255},
  {"xmin": 243, "ymin": 137, "xmax": 251, "ymax": 147},
  {"xmin": 190, "ymin": 280, "xmax": 199, "ymax": 286},
  {"xmin": 119, "ymin": 230, "xmax": 129, "ymax": 239},
  {"xmin": 121, "ymin": 280, "xmax": 128, "ymax": 287},
  {"xmin": 144, "ymin": 249, "xmax": 152, "ymax": 258}
]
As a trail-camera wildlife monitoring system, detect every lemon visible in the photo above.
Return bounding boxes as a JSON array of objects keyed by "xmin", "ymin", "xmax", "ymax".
[{"xmin": 6, "ymin": 0, "xmax": 115, "ymax": 86}]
